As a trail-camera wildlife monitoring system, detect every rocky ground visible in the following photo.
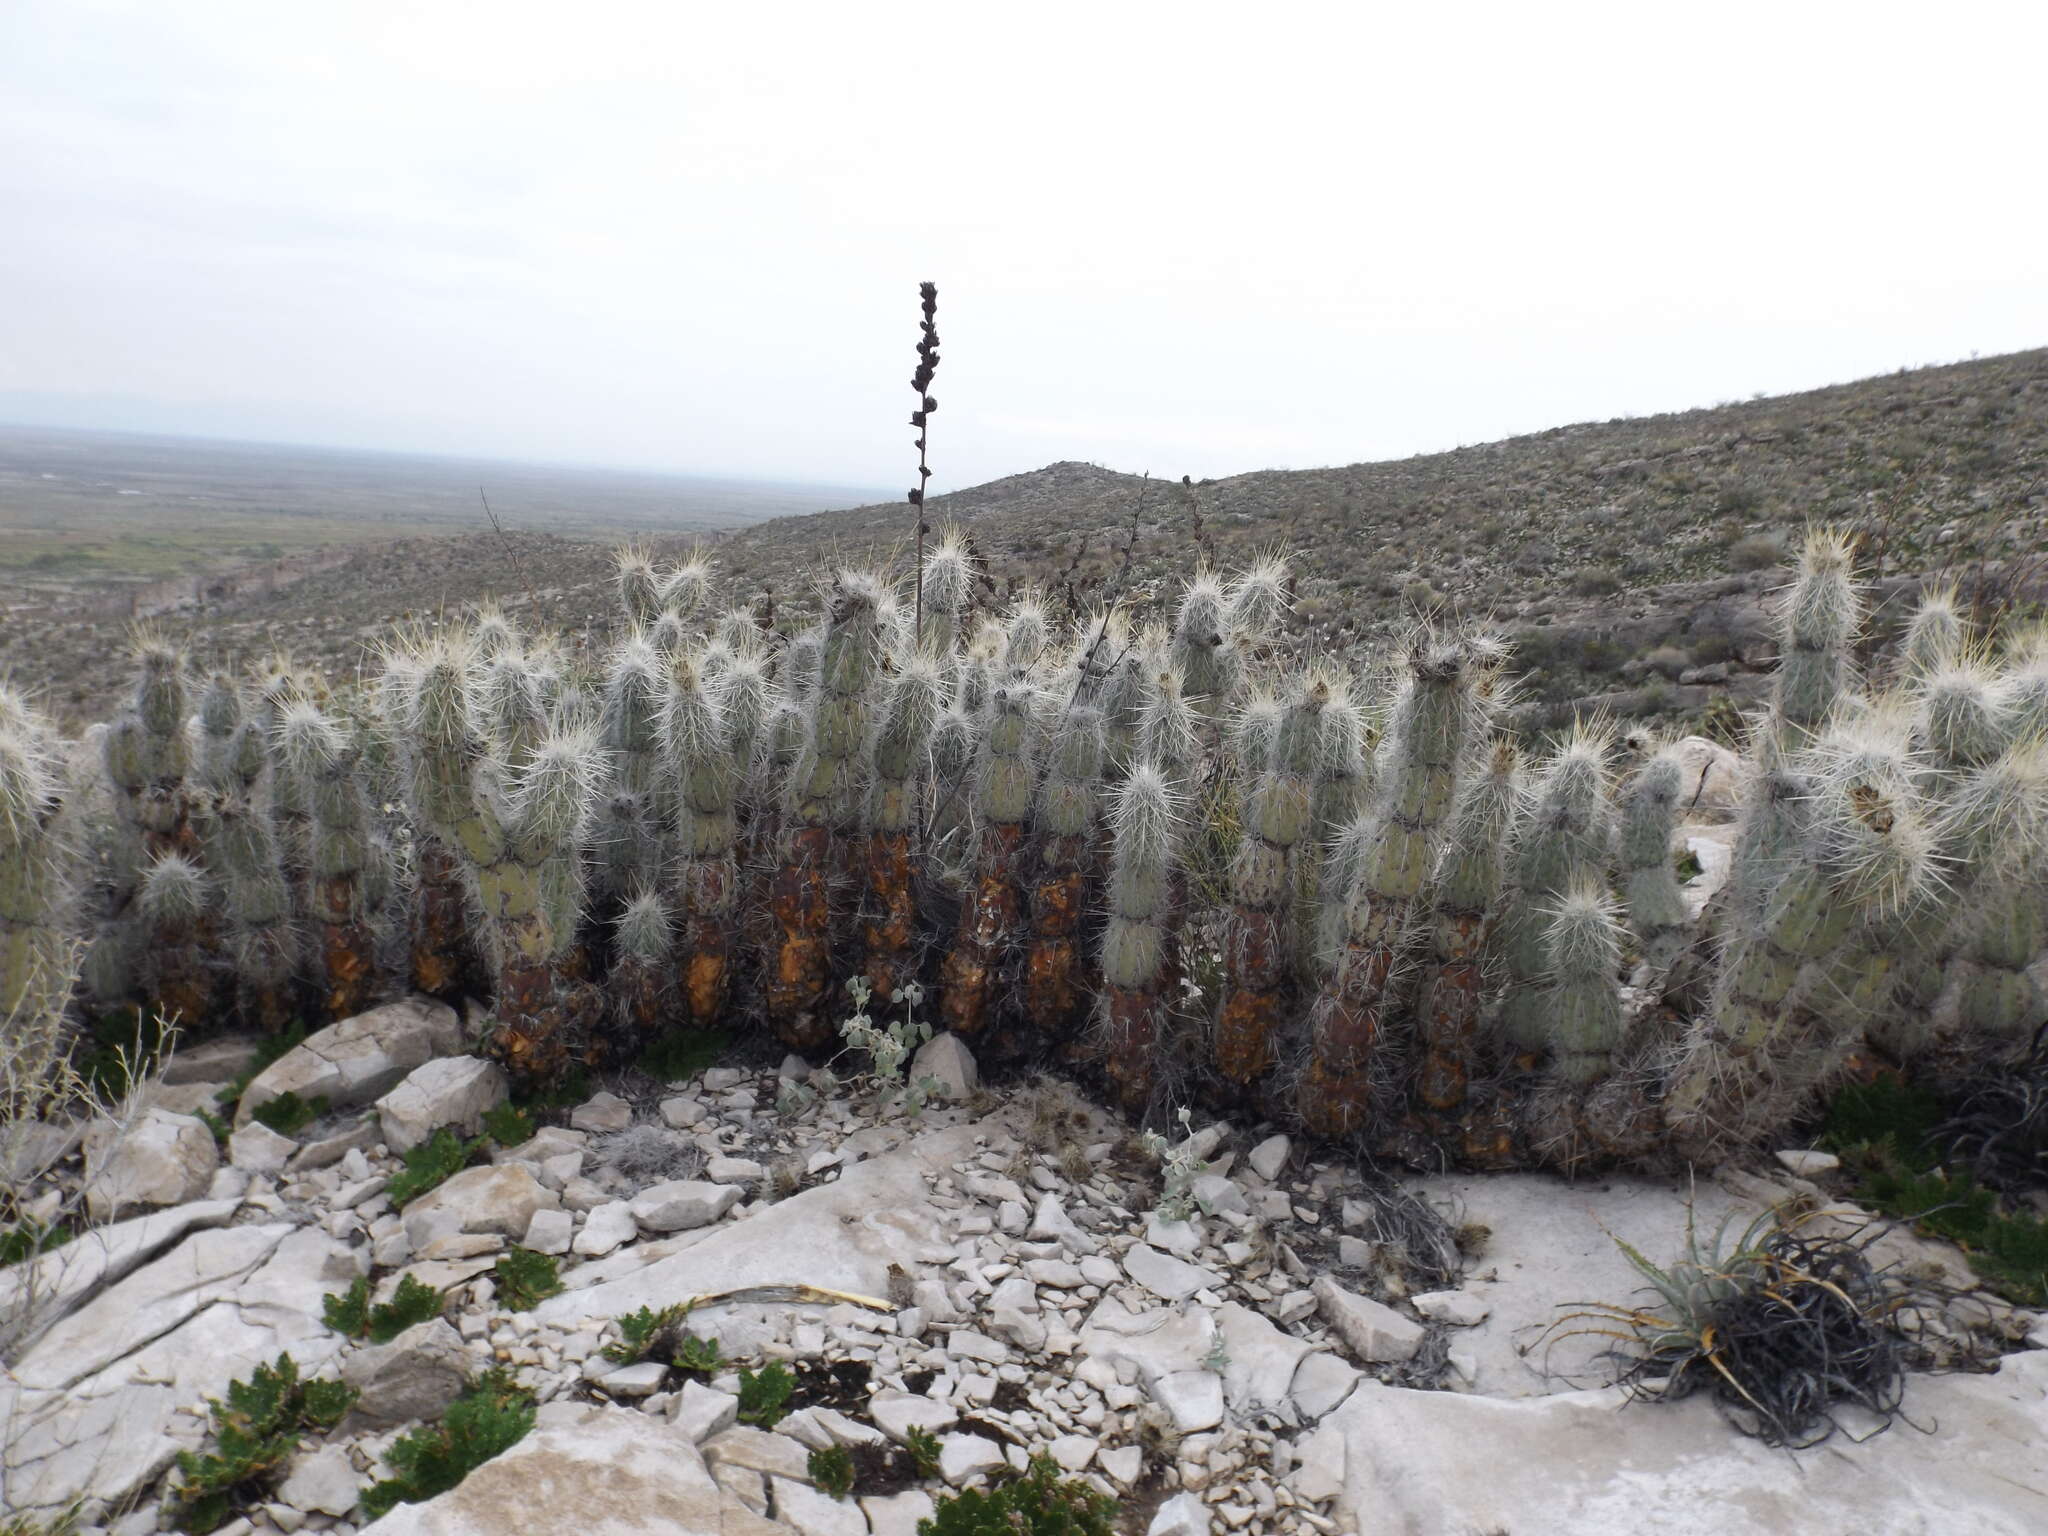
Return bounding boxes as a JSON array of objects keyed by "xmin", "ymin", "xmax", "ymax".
[{"xmin": 6, "ymin": 998, "xmax": 2048, "ymax": 1536}]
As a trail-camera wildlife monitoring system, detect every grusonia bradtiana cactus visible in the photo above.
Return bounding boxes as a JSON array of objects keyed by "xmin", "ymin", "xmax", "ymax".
[
  {"xmin": 1495, "ymin": 726, "xmax": 1614, "ymax": 1061},
  {"xmin": 1216, "ymin": 676, "xmax": 1328, "ymax": 1087},
  {"xmin": 664, "ymin": 651, "xmax": 741, "ymax": 1028},
  {"xmin": 1024, "ymin": 702, "xmax": 1106, "ymax": 1042},
  {"xmin": 1100, "ymin": 762, "xmax": 1183, "ymax": 1111},
  {"xmin": 1618, "ymin": 740, "xmax": 1692, "ymax": 983},
  {"xmin": 859, "ymin": 654, "xmax": 945, "ymax": 1003},
  {"xmin": 938, "ymin": 676, "xmax": 1041, "ymax": 1039},
  {"xmin": 1170, "ymin": 569, "xmax": 1241, "ymax": 713},
  {"xmin": 138, "ymin": 851, "xmax": 214, "ymax": 1028},
  {"xmin": 919, "ymin": 527, "xmax": 974, "ymax": 656},
  {"xmin": 767, "ymin": 573, "xmax": 885, "ymax": 1049},
  {"xmin": 1301, "ymin": 638, "xmax": 1477, "ymax": 1137},
  {"xmin": 0, "ymin": 688, "xmax": 68, "ymax": 1020},
  {"xmin": 1414, "ymin": 737, "xmax": 1517, "ymax": 1116},
  {"xmin": 277, "ymin": 700, "xmax": 380, "ymax": 1021}
]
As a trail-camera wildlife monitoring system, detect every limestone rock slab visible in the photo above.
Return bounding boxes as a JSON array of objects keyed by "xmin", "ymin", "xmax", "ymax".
[{"xmin": 237, "ymin": 997, "xmax": 462, "ymax": 1127}]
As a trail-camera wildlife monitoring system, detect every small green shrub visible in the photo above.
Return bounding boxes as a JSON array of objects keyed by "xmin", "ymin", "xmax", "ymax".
[
  {"xmin": 323, "ymin": 1273, "xmax": 446, "ymax": 1343},
  {"xmin": 359, "ymin": 1368, "xmax": 535, "ymax": 1520},
  {"xmin": 171, "ymin": 1353, "xmax": 357, "ymax": 1533},
  {"xmin": 1572, "ymin": 566, "xmax": 1622, "ymax": 597},
  {"xmin": 0, "ymin": 1219, "xmax": 73, "ymax": 1265},
  {"xmin": 736, "ymin": 1362, "xmax": 794, "ymax": 1427},
  {"xmin": 808, "ymin": 1445, "xmax": 855, "ymax": 1500},
  {"xmin": 922, "ymin": 1456, "xmax": 1116, "ymax": 1536},
  {"xmin": 386, "ymin": 1127, "xmax": 484, "ymax": 1207},
  {"xmin": 905, "ymin": 1425, "xmax": 942, "ymax": 1478},
  {"xmin": 251, "ymin": 1091, "xmax": 328, "ymax": 1136},
  {"xmin": 480, "ymin": 1102, "xmax": 534, "ymax": 1148},
  {"xmin": 491, "ymin": 1247, "xmax": 561, "ymax": 1312},
  {"xmin": 602, "ymin": 1301, "xmax": 694, "ymax": 1365}
]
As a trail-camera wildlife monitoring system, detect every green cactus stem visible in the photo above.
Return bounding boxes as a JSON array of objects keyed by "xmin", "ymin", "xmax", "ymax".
[
  {"xmin": 1618, "ymin": 741, "xmax": 1692, "ymax": 983},
  {"xmin": 1301, "ymin": 639, "xmax": 1476, "ymax": 1137},
  {"xmin": 665, "ymin": 653, "xmax": 742, "ymax": 1029},
  {"xmin": 860, "ymin": 656, "xmax": 945, "ymax": 1004},
  {"xmin": 0, "ymin": 689, "xmax": 69, "ymax": 1021},
  {"xmin": 938, "ymin": 678, "xmax": 1041, "ymax": 1041},
  {"xmin": 1100, "ymin": 763, "xmax": 1183, "ymax": 1112},
  {"xmin": 1024, "ymin": 703, "xmax": 1105, "ymax": 1045}
]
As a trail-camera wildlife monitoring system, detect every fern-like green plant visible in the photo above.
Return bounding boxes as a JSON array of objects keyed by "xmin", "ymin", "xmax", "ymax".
[
  {"xmin": 602, "ymin": 1301, "xmax": 694, "ymax": 1365},
  {"xmin": 171, "ymin": 1354, "xmax": 357, "ymax": 1533},
  {"xmin": 250, "ymin": 1090, "xmax": 328, "ymax": 1136},
  {"xmin": 808, "ymin": 1444, "xmax": 855, "ymax": 1500},
  {"xmin": 323, "ymin": 1273, "xmax": 447, "ymax": 1343},
  {"xmin": 736, "ymin": 1361, "xmax": 794, "ymax": 1427},
  {"xmin": 386, "ymin": 1127, "xmax": 485, "ymax": 1206},
  {"xmin": 921, "ymin": 1456, "xmax": 1116, "ymax": 1536},
  {"xmin": 359, "ymin": 1368, "xmax": 535, "ymax": 1520},
  {"xmin": 492, "ymin": 1247, "xmax": 562, "ymax": 1312},
  {"xmin": 905, "ymin": 1425, "xmax": 942, "ymax": 1478},
  {"xmin": 480, "ymin": 1101, "xmax": 535, "ymax": 1147}
]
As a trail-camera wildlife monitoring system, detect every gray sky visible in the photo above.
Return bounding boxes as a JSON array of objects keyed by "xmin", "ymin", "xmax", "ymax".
[{"xmin": 4, "ymin": 1, "xmax": 2044, "ymax": 493}]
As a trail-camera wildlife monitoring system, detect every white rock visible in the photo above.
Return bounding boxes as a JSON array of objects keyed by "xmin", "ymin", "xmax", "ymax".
[
  {"xmin": 1098, "ymin": 1444, "xmax": 1143, "ymax": 1486},
  {"xmin": 1775, "ymin": 1149, "xmax": 1841, "ymax": 1178},
  {"xmin": 868, "ymin": 1391, "xmax": 959, "ymax": 1443},
  {"xmin": 1215, "ymin": 1302, "xmax": 1314, "ymax": 1413},
  {"xmin": 702, "ymin": 1426, "xmax": 815, "ymax": 1483},
  {"xmin": 359, "ymin": 1403, "xmax": 721, "ymax": 1535},
  {"xmin": 773, "ymin": 1476, "xmax": 866, "ymax": 1536},
  {"xmin": 1287, "ymin": 1422, "xmax": 1347, "ymax": 1503},
  {"xmin": 938, "ymin": 1433, "xmax": 1007, "ymax": 1485},
  {"xmin": 1670, "ymin": 734, "xmax": 1745, "ymax": 821},
  {"xmin": 597, "ymin": 1360, "xmax": 667, "ymax": 1397},
  {"xmin": 1144, "ymin": 1213, "xmax": 1204, "ymax": 1255},
  {"xmin": 342, "ymin": 1318, "xmax": 468, "ymax": 1426},
  {"xmin": 278, "ymin": 1445, "xmax": 358, "ymax": 1518},
  {"xmin": 235, "ymin": 997, "xmax": 461, "ymax": 1127},
  {"xmin": 659, "ymin": 1095, "xmax": 708, "ymax": 1128},
  {"xmin": 912, "ymin": 1033, "xmax": 977, "ymax": 1099},
  {"xmin": 1410, "ymin": 1290, "xmax": 1490, "ymax": 1328},
  {"xmin": 631, "ymin": 1179, "xmax": 746, "ymax": 1232},
  {"xmin": 860, "ymin": 1491, "xmax": 936, "ymax": 1536},
  {"xmin": 1028, "ymin": 1193, "xmax": 1099, "ymax": 1255},
  {"xmin": 83, "ymin": 1109, "xmax": 221, "ymax": 1218},
  {"xmin": 1154, "ymin": 1370, "xmax": 1224, "ymax": 1433},
  {"xmin": 1148, "ymin": 1491, "xmax": 1211, "ymax": 1536},
  {"xmin": 403, "ymin": 1163, "xmax": 558, "ymax": 1243},
  {"xmin": 573, "ymin": 1202, "xmax": 638, "ymax": 1257},
  {"xmin": 569, "ymin": 1091, "xmax": 633, "ymax": 1134},
  {"xmin": 947, "ymin": 1328, "xmax": 1010, "ymax": 1364},
  {"xmin": 374, "ymin": 1057, "xmax": 508, "ymax": 1155},
  {"xmin": 229, "ymin": 1121, "xmax": 298, "ymax": 1175},
  {"xmin": 1312, "ymin": 1277, "xmax": 1423, "ymax": 1363},
  {"xmin": 1246, "ymin": 1135, "xmax": 1291, "ymax": 1182},
  {"xmin": 1025, "ymin": 1258, "xmax": 1087, "ymax": 1289},
  {"xmin": 523, "ymin": 1208, "xmax": 574, "ymax": 1256},
  {"xmin": 1190, "ymin": 1174, "xmax": 1248, "ymax": 1216},
  {"xmin": 1048, "ymin": 1434, "xmax": 1098, "ymax": 1471},
  {"xmin": 705, "ymin": 1155, "xmax": 766, "ymax": 1184},
  {"xmin": 1124, "ymin": 1244, "xmax": 1222, "ymax": 1303},
  {"xmin": 1288, "ymin": 1351, "xmax": 1363, "ymax": 1420},
  {"xmin": 670, "ymin": 1380, "xmax": 740, "ymax": 1442}
]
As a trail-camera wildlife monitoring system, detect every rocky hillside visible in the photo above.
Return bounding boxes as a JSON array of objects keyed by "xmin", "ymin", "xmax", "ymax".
[{"xmin": 12, "ymin": 348, "xmax": 2045, "ymax": 731}]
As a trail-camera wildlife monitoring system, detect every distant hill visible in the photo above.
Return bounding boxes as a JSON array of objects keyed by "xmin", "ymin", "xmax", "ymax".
[{"xmin": 8, "ymin": 348, "xmax": 2045, "ymax": 732}]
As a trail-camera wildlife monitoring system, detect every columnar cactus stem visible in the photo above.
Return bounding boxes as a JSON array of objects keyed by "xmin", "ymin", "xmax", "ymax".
[
  {"xmin": 194, "ymin": 756, "xmax": 299, "ymax": 1034},
  {"xmin": 594, "ymin": 637, "xmax": 668, "ymax": 910},
  {"xmin": 919, "ymin": 529, "xmax": 973, "ymax": 657},
  {"xmin": 938, "ymin": 678, "xmax": 1040, "ymax": 1039},
  {"xmin": 138, "ymin": 852, "xmax": 215, "ymax": 1028},
  {"xmin": 1100, "ymin": 763, "xmax": 1183, "ymax": 1111},
  {"xmin": 1216, "ymin": 677, "xmax": 1328, "ymax": 1087},
  {"xmin": 665, "ymin": 653, "xmax": 742, "ymax": 1028},
  {"xmin": 1618, "ymin": 741, "xmax": 1691, "ymax": 983},
  {"xmin": 1414, "ymin": 738, "xmax": 1518, "ymax": 1115},
  {"xmin": 1495, "ymin": 728, "xmax": 1614, "ymax": 1062},
  {"xmin": 1900, "ymin": 584, "xmax": 1963, "ymax": 681},
  {"xmin": 1300, "ymin": 638, "xmax": 1475, "ymax": 1137},
  {"xmin": 615, "ymin": 545, "xmax": 662, "ymax": 630},
  {"xmin": 278, "ymin": 702, "xmax": 380, "ymax": 1021},
  {"xmin": 607, "ymin": 891, "xmax": 675, "ymax": 1054},
  {"xmin": 1668, "ymin": 736, "xmax": 1933, "ymax": 1154},
  {"xmin": 1024, "ymin": 704, "xmax": 1105, "ymax": 1044},
  {"xmin": 1171, "ymin": 570, "xmax": 1241, "ymax": 714},
  {"xmin": 1539, "ymin": 882, "xmax": 1629, "ymax": 1086},
  {"xmin": 1917, "ymin": 660, "xmax": 2010, "ymax": 774},
  {"xmin": 0, "ymin": 689, "xmax": 68, "ymax": 1021},
  {"xmin": 860, "ymin": 656, "xmax": 945, "ymax": 1003},
  {"xmin": 766, "ymin": 574, "xmax": 884, "ymax": 1048},
  {"xmin": 660, "ymin": 553, "xmax": 716, "ymax": 618}
]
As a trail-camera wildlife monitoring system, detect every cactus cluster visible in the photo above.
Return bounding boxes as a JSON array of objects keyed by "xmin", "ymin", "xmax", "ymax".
[{"xmin": 22, "ymin": 525, "xmax": 2048, "ymax": 1158}]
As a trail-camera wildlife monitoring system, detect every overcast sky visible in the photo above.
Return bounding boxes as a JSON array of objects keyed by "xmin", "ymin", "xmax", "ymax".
[{"xmin": 3, "ymin": 1, "xmax": 2044, "ymax": 494}]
